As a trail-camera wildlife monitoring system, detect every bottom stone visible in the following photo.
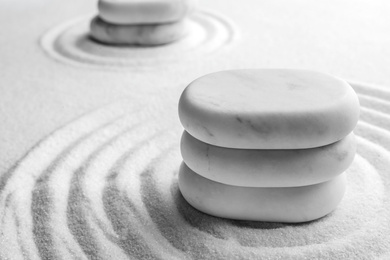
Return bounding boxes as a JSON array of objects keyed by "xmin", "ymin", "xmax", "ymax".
[
  {"xmin": 178, "ymin": 162, "xmax": 346, "ymax": 223},
  {"xmin": 90, "ymin": 16, "xmax": 188, "ymax": 46}
]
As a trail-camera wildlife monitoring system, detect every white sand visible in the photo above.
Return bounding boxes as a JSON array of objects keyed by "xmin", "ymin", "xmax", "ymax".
[
  {"xmin": 1, "ymin": 0, "xmax": 390, "ymax": 259},
  {"xmin": 1, "ymin": 83, "xmax": 390, "ymax": 259}
]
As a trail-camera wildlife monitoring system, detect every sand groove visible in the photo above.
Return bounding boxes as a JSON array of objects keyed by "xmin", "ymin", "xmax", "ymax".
[
  {"xmin": 1, "ymin": 83, "xmax": 390, "ymax": 259},
  {"xmin": 40, "ymin": 10, "xmax": 237, "ymax": 69}
]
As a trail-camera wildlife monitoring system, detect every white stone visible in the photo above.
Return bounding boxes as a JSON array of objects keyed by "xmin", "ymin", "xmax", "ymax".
[
  {"xmin": 90, "ymin": 16, "xmax": 187, "ymax": 45},
  {"xmin": 178, "ymin": 69, "xmax": 360, "ymax": 149},
  {"xmin": 181, "ymin": 131, "xmax": 356, "ymax": 187},
  {"xmin": 178, "ymin": 162, "xmax": 347, "ymax": 222},
  {"xmin": 98, "ymin": 0, "xmax": 197, "ymax": 25}
]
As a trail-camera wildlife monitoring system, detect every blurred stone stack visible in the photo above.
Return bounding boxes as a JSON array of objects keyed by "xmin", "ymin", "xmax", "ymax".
[{"xmin": 90, "ymin": 0, "xmax": 197, "ymax": 45}]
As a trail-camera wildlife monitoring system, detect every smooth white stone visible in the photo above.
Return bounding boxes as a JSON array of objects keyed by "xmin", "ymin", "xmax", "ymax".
[
  {"xmin": 90, "ymin": 16, "xmax": 187, "ymax": 45},
  {"xmin": 181, "ymin": 131, "xmax": 356, "ymax": 187},
  {"xmin": 98, "ymin": 0, "xmax": 197, "ymax": 25},
  {"xmin": 178, "ymin": 69, "xmax": 360, "ymax": 149},
  {"xmin": 178, "ymin": 162, "xmax": 347, "ymax": 223}
]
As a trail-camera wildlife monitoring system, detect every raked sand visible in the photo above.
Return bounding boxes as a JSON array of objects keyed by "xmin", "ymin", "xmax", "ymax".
[
  {"xmin": 1, "ymin": 83, "xmax": 390, "ymax": 259},
  {"xmin": 1, "ymin": 0, "xmax": 390, "ymax": 259}
]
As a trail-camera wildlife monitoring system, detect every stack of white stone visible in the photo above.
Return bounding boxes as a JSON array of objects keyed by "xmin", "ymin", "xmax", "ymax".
[
  {"xmin": 90, "ymin": 0, "xmax": 197, "ymax": 45},
  {"xmin": 178, "ymin": 69, "xmax": 360, "ymax": 223}
]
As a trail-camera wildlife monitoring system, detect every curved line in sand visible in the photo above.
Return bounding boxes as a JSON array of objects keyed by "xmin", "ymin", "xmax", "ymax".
[
  {"xmin": 40, "ymin": 10, "xmax": 238, "ymax": 70},
  {"xmin": 1, "ymin": 83, "xmax": 390, "ymax": 259}
]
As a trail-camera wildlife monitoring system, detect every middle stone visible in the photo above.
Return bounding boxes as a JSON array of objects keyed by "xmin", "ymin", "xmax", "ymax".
[{"xmin": 181, "ymin": 131, "xmax": 356, "ymax": 187}]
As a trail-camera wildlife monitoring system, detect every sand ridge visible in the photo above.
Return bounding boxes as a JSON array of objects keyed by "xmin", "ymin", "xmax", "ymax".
[{"xmin": 0, "ymin": 83, "xmax": 389, "ymax": 259}]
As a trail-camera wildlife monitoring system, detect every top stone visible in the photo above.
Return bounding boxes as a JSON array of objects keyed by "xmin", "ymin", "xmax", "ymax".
[
  {"xmin": 178, "ymin": 69, "xmax": 360, "ymax": 149},
  {"xmin": 98, "ymin": 0, "xmax": 197, "ymax": 25}
]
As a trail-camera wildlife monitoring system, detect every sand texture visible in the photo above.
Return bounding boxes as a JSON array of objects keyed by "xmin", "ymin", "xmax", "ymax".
[
  {"xmin": 1, "ymin": 0, "xmax": 390, "ymax": 259},
  {"xmin": 0, "ymin": 83, "xmax": 390, "ymax": 259}
]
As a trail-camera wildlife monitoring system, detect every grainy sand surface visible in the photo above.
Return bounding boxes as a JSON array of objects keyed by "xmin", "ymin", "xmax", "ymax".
[{"xmin": 1, "ymin": 0, "xmax": 390, "ymax": 259}]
